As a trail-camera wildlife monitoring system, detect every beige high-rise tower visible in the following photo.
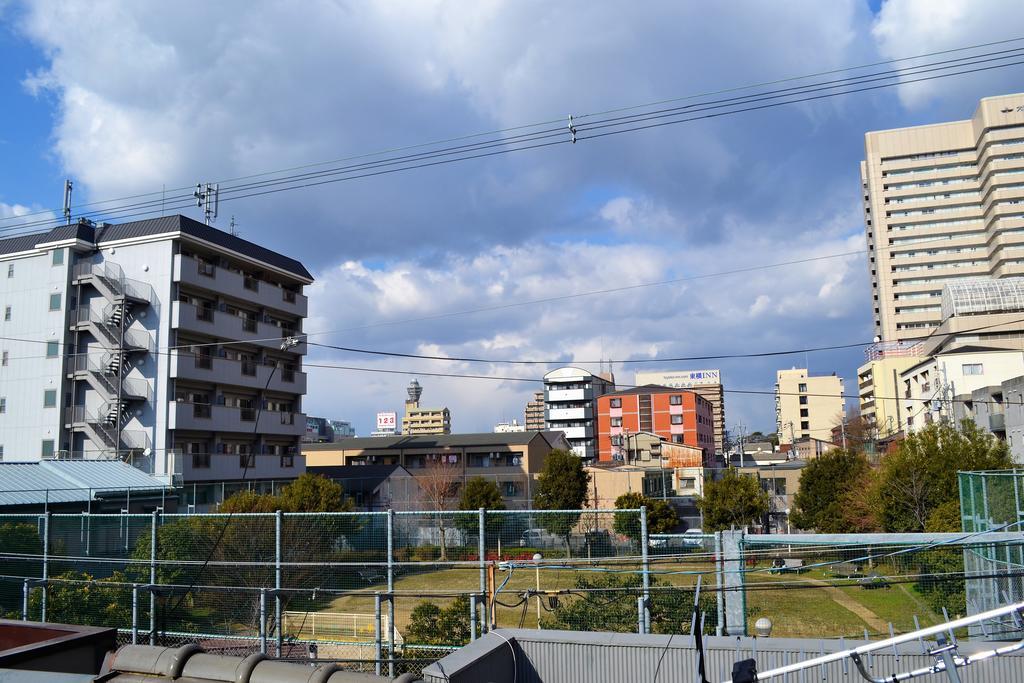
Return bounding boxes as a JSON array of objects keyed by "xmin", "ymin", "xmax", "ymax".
[{"xmin": 861, "ymin": 94, "xmax": 1024, "ymax": 342}]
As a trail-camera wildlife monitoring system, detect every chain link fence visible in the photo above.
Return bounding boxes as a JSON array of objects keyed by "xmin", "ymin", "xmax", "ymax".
[{"xmin": 2, "ymin": 505, "xmax": 1022, "ymax": 674}]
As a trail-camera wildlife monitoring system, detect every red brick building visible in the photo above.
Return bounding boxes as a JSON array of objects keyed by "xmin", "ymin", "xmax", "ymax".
[{"xmin": 595, "ymin": 385, "xmax": 715, "ymax": 463}]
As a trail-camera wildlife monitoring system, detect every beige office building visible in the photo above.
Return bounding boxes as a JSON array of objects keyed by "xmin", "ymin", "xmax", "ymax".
[
  {"xmin": 861, "ymin": 93, "xmax": 1024, "ymax": 342},
  {"xmin": 857, "ymin": 342, "xmax": 924, "ymax": 437},
  {"xmin": 634, "ymin": 369, "xmax": 725, "ymax": 454},
  {"xmin": 775, "ymin": 369, "xmax": 845, "ymax": 445},
  {"xmin": 401, "ymin": 379, "xmax": 450, "ymax": 435}
]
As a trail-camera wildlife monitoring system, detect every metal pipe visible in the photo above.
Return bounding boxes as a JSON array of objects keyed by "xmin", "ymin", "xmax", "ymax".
[
  {"xmin": 637, "ymin": 596, "xmax": 646, "ymax": 635},
  {"xmin": 21, "ymin": 579, "xmax": 28, "ymax": 621},
  {"xmin": 41, "ymin": 512, "xmax": 49, "ymax": 622},
  {"xmin": 374, "ymin": 592, "xmax": 382, "ymax": 677},
  {"xmin": 259, "ymin": 589, "xmax": 267, "ymax": 654},
  {"xmin": 715, "ymin": 531, "xmax": 724, "ymax": 637},
  {"xmin": 478, "ymin": 507, "xmax": 487, "ymax": 633},
  {"xmin": 131, "ymin": 584, "xmax": 139, "ymax": 644},
  {"xmin": 639, "ymin": 505, "xmax": 650, "ymax": 633},
  {"xmin": 748, "ymin": 601, "xmax": 1024, "ymax": 681},
  {"xmin": 275, "ymin": 509, "xmax": 283, "ymax": 657},
  {"xmin": 470, "ymin": 594, "xmax": 478, "ymax": 641},
  {"xmin": 150, "ymin": 510, "xmax": 157, "ymax": 643},
  {"xmin": 387, "ymin": 508, "xmax": 395, "ymax": 678}
]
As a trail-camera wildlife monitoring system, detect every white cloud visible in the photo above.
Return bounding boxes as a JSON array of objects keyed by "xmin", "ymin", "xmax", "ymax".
[{"xmin": 872, "ymin": 0, "xmax": 1024, "ymax": 109}]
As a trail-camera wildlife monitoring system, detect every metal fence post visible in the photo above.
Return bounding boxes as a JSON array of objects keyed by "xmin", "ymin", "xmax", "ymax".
[
  {"xmin": 637, "ymin": 596, "xmax": 646, "ymax": 634},
  {"xmin": 387, "ymin": 508, "xmax": 395, "ymax": 678},
  {"xmin": 150, "ymin": 510, "xmax": 158, "ymax": 643},
  {"xmin": 470, "ymin": 594, "xmax": 478, "ymax": 641},
  {"xmin": 259, "ymin": 589, "xmax": 267, "ymax": 654},
  {"xmin": 132, "ymin": 584, "xmax": 139, "ymax": 644},
  {"xmin": 478, "ymin": 507, "xmax": 487, "ymax": 634},
  {"xmin": 21, "ymin": 578, "xmax": 28, "ymax": 621},
  {"xmin": 722, "ymin": 529, "xmax": 746, "ymax": 636},
  {"xmin": 715, "ymin": 531, "xmax": 725, "ymax": 636},
  {"xmin": 41, "ymin": 511, "xmax": 50, "ymax": 623},
  {"xmin": 275, "ymin": 509, "xmax": 283, "ymax": 658},
  {"xmin": 639, "ymin": 505, "xmax": 650, "ymax": 633},
  {"xmin": 374, "ymin": 591, "xmax": 383, "ymax": 676}
]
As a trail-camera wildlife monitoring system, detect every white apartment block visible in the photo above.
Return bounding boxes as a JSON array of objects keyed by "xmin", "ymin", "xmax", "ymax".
[
  {"xmin": 775, "ymin": 368, "xmax": 845, "ymax": 445},
  {"xmin": 861, "ymin": 93, "xmax": 1024, "ymax": 342},
  {"xmin": 543, "ymin": 366, "xmax": 614, "ymax": 460},
  {"xmin": 0, "ymin": 215, "xmax": 311, "ymax": 498}
]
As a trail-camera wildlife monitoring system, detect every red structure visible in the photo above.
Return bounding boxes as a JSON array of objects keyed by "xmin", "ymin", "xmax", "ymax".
[{"xmin": 595, "ymin": 385, "xmax": 715, "ymax": 462}]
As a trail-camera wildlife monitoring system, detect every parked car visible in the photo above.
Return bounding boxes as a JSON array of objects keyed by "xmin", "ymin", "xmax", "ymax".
[
  {"xmin": 681, "ymin": 528, "xmax": 705, "ymax": 547},
  {"xmin": 519, "ymin": 528, "xmax": 558, "ymax": 548}
]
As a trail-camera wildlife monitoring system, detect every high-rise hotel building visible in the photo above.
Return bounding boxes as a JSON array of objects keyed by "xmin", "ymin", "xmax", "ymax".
[{"xmin": 861, "ymin": 94, "xmax": 1024, "ymax": 342}]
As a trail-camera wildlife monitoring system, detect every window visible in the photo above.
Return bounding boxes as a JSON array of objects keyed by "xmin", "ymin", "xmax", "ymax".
[
  {"xmin": 41, "ymin": 440, "xmax": 54, "ymax": 458},
  {"xmin": 192, "ymin": 452, "xmax": 211, "ymax": 469},
  {"xmin": 799, "ymin": 396, "xmax": 808, "ymax": 405},
  {"xmin": 0, "ymin": 397, "xmax": 5, "ymax": 413},
  {"xmin": 610, "ymin": 417, "xmax": 622, "ymax": 427},
  {"xmin": 798, "ymin": 383, "xmax": 808, "ymax": 392},
  {"xmin": 672, "ymin": 434, "xmax": 684, "ymax": 443},
  {"xmin": 800, "ymin": 421, "xmax": 809, "ymax": 430},
  {"xmin": 46, "ymin": 341, "xmax": 59, "ymax": 358},
  {"xmin": 0, "ymin": 445, "xmax": 3, "ymax": 460},
  {"xmin": 6, "ymin": 264, "xmax": 11, "ymax": 278},
  {"xmin": 3, "ymin": 306, "xmax": 10, "ymax": 321},
  {"xmin": 800, "ymin": 408, "xmax": 809, "ymax": 418},
  {"xmin": 51, "ymin": 249, "xmax": 64, "ymax": 266},
  {"xmin": 1, "ymin": 351, "xmax": 6, "ymax": 366},
  {"xmin": 963, "ymin": 363, "xmax": 984, "ymax": 376},
  {"xmin": 48, "ymin": 293, "xmax": 62, "ymax": 311},
  {"xmin": 280, "ymin": 454, "xmax": 295, "ymax": 468},
  {"xmin": 239, "ymin": 453, "xmax": 256, "ymax": 468},
  {"xmin": 43, "ymin": 390, "xmax": 57, "ymax": 408},
  {"xmin": 670, "ymin": 414, "xmax": 683, "ymax": 425},
  {"xmin": 610, "ymin": 398, "xmax": 621, "ymax": 408},
  {"xmin": 669, "ymin": 395, "xmax": 683, "ymax": 405}
]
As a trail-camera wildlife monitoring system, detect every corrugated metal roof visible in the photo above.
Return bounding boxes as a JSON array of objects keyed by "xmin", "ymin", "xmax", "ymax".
[{"xmin": 0, "ymin": 461, "xmax": 169, "ymax": 507}]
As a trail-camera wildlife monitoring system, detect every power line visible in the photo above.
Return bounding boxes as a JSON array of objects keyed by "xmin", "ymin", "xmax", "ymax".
[{"xmin": 2, "ymin": 40, "xmax": 1022, "ymax": 237}]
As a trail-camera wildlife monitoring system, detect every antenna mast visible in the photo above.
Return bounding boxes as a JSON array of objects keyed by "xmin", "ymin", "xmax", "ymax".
[
  {"xmin": 193, "ymin": 182, "xmax": 220, "ymax": 225},
  {"xmin": 62, "ymin": 180, "xmax": 73, "ymax": 225}
]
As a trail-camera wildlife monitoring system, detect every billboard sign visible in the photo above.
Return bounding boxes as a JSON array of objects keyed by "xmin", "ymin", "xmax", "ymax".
[
  {"xmin": 376, "ymin": 411, "xmax": 397, "ymax": 432},
  {"xmin": 634, "ymin": 369, "xmax": 721, "ymax": 388}
]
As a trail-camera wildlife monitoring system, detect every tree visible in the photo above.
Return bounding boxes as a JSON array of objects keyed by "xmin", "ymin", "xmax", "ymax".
[
  {"xmin": 613, "ymin": 492, "xmax": 678, "ymax": 540},
  {"xmin": 0, "ymin": 523, "xmax": 43, "ymax": 615},
  {"xmin": 455, "ymin": 477, "xmax": 506, "ymax": 543},
  {"xmin": 790, "ymin": 449, "xmax": 870, "ymax": 532},
  {"xmin": 533, "ymin": 449, "xmax": 590, "ymax": 556},
  {"xmin": 419, "ymin": 459, "xmax": 460, "ymax": 561},
  {"xmin": 746, "ymin": 431, "xmax": 779, "ymax": 447},
  {"xmin": 833, "ymin": 411, "xmax": 874, "ymax": 452},
  {"xmin": 875, "ymin": 420, "xmax": 1012, "ymax": 532},
  {"xmin": 697, "ymin": 469, "xmax": 770, "ymax": 532},
  {"xmin": 405, "ymin": 596, "xmax": 471, "ymax": 645}
]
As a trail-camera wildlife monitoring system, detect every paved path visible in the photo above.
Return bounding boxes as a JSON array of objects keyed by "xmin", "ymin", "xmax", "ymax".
[{"xmin": 803, "ymin": 576, "xmax": 888, "ymax": 633}]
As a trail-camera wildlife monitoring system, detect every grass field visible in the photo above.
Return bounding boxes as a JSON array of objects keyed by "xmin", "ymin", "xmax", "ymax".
[{"xmin": 314, "ymin": 557, "xmax": 946, "ymax": 641}]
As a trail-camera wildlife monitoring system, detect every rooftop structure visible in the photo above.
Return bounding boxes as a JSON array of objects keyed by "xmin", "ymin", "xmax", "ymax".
[
  {"xmin": 0, "ymin": 460, "xmax": 173, "ymax": 511},
  {"xmin": 543, "ymin": 366, "xmax": 615, "ymax": 460},
  {"xmin": 634, "ymin": 369, "xmax": 726, "ymax": 454}
]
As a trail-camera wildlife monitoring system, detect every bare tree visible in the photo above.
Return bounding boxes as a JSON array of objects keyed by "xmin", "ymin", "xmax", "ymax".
[{"xmin": 419, "ymin": 458, "xmax": 461, "ymax": 561}]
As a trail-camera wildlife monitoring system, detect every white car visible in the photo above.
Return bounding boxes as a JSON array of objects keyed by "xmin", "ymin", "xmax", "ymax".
[{"xmin": 681, "ymin": 529, "xmax": 705, "ymax": 547}]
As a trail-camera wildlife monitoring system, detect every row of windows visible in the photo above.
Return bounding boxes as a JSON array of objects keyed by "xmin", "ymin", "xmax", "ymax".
[
  {"xmin": 609, "ymin": 394, "xmax": 687, "ymax": 409},
  {"xmin": 191, "ymin": 453, "xmax": 296, "ymax": 469},
  {"xmin": 892, "ymin": 259, "xmax": 986, "ymax": 272},
  {"xmin": 887, "ymin": 204, "xmax": 976, "ymax": 218},
  {"xmin": 883, "ymin": 167, "xmax": 1024, "ymax": 194},
  {"xmin": 892, "ymin": 246, "xmax": 982, "ymax": 259},
  {"xmin": 0, "ymin": 294, "xmax": 64, "ymax": 322},
  {"xmin": 886, "ymin": 190, "xmax": 979, "ymax": 205},
  {"xmin": 890, "ymin": 217, "xmax": 982, "ymax": 231},
  {"xmin": 0, "ymin": 390, "xmax": 57, "ymax": 411},
  {"xmin": 882, "ymin": 162, "xmax": 976, "ymax": 178},
  {"xmin": 880, "ymin": 148, "xmax": 972, "ymax": 164}
]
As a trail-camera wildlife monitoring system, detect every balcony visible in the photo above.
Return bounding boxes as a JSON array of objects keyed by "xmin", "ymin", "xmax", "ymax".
[
  {"xmin": 990, "ymin": 412, "xmax": 1007, "ymax": 433},
  {"xmin": 547, "ymin": 407, "xmax": 586, "ymax": 421},
  {"xmin": 558, "ymin": 426, "xmax": 594, "ymax": 440},
  {"xmin": 173, "ymin": 254, "xmax": 308, "ymax": 316},
  {"xmin": 170, "ymin": 350, "xmax": 307, "ymax": 393},
  {"xmin": 171, "ymin": 301, "xmax": 307, "ymax": 354},
  {"xmin": 169, "ymin": 401, "xmax": 306, "ymax": 436},
  {"xmin": 547, "ymin": 388, "xmax": 586, "ymax": 402}
]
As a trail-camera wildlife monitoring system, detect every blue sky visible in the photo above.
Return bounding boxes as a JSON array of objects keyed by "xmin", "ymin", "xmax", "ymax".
[{"xmin": 2, "ymin": 0, "xmax": 1024, "ymax": 437}]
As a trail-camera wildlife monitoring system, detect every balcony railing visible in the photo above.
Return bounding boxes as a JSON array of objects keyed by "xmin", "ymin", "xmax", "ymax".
[{"xmin": 193, "ymin": 403, "xmax": 212, "ymax": 419}]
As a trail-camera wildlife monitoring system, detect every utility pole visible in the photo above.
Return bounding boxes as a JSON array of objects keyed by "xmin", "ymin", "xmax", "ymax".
[
  {"xmin": 840, "ymin": 416, "xmax": 847, "ymax": 450},
  {"xmin": 788, "ymin": 421, "xmax": 797, "ymax": 460}
]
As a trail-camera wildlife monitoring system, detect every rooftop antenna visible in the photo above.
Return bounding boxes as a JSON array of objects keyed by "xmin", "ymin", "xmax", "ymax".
[
  {"xmin": 62, "ymin": 179, "xmax": 73, "ymax": 225},
  {"xmin": 229, "ymin": 215, "xmax": 239, "ymax": 236},
  {"xmin": 193, "ymin": 182, "xmax": 219, "ymax": 225}
]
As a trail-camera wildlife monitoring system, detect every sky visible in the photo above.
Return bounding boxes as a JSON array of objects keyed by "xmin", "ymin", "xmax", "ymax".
[{"xmin": 1, "ymin": 0, "xmax": 1024, "ymax": 438}]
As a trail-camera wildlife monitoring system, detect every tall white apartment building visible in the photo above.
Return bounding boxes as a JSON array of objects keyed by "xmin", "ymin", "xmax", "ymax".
[
  {"xmin": 861, "ymin": 94, "xmax": 1024, "ymax": 342},
  {"xmin": 542, "ymin": 367, "xmax": 615, "ymax": 460},
  {"xmin": 0, "ymin": 215, "xmax": 312, "ymax": 502}
]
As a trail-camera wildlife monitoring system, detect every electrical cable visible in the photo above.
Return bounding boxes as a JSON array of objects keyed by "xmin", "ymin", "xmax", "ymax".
[{"xmin": 2, "ymin": 41, "xmax": 1022, "ymax": 237}]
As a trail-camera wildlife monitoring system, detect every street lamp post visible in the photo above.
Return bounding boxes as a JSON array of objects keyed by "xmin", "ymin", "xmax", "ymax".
[{"xmin": 533, "ymin": 553, "xmax": 543, "ymax": 627}]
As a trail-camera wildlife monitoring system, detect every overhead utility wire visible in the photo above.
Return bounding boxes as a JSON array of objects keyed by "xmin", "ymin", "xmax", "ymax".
[
  {"xmin": 2, "ymin": 45, "xmax": 1022, "ymax": 236},
  {"xmin": 5, "ymin": 35, "xmax": 1021, "ymax": 227}
]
